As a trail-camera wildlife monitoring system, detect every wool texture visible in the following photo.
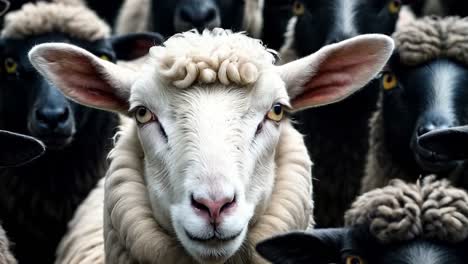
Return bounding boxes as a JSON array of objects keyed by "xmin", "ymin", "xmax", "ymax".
[
  {"xmin": 115, "ymin": 0, "xmax": 151, "ymax": 34},
  {"xmin": 56, "ymin": 120, "xmax": 313, "ymax": 263},
  {"xmin": 0, "ymin": 227, "xmax": 16, "ymax": 264},
  {"xmin": 115, "ymin": 0, "xmax": 264, "ymax": 38},
  {"xmin": 394, "ymin": 16, "xmax": 468, "ymax": 66},
  {"xmin": 54, "ymin": 179, "xmax": 105, "ymax": 264},
  {"xmin": 1, "ymin": 2, "xmax": 110, "ymax": 40},
  {"xmin": 151, "ymin": 29, "xmax": 275, "ymax": 89},
  {"xmin": 347, "ymin": 176, "xmax": 468, "ymax": 244}
]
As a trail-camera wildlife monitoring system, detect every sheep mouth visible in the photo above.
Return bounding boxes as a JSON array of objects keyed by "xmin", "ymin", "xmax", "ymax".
[
  {"xmin": 184, "ymin": 228, "xmax": 243, "ymax": 243},
  {"xmin": 39, "ymin": 135, "xmax": 73, "ymax": 149},
  {"xmin": 412, "ymin": 140, "xmax": 458, "ymax": 172}
]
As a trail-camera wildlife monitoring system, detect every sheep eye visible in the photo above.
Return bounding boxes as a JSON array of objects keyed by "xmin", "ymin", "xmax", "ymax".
[
  {"xmin": 267, "ymin": 103, "xmax": 284, "ymax": 122},
  {"xmin": 388, "ymin": 0, "xmax": 401, "ymax": 14},
  {"xmin": 134, "ymin": 106, "xmax": 155, "ymax": 125},
  {"xmin": 346, "ymin": 255, "xmax": 365, "ymax": 264},
  {"xmin": 292, "ymin": 1, "xmax": 305, "ymax": 16},
  {"xmin": 99, "ymin": 54, "xmax": 111, "ymax": 61},
  {"xmin": 382, "ymin": 72, "xmax": 398, "ymax": 91},
  {"xmin": 4, "ymin": 57, "xmax": 17, "ymax": 74}
]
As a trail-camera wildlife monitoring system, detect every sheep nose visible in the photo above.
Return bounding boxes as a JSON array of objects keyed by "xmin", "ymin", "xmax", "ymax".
[
  {"xmin": 35, "ymin": 106, "xmax": 70, "ymax": 131},
  {"xmin": 191, "ymin": 194, "xmax": 236, "ymax": 225},
  {"xmin": 417, "ymin": 122, "xmax": 450, "ymax": 137},
  {"xmin": 178, "ymin": 2, "xmax": 219, "ymax": 29}
]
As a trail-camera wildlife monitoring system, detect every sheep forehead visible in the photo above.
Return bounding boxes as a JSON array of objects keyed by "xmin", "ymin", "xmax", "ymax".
[
  {"xmin": 130, "ymin": 69, "xmax": 287, "ymax": 118},
  {"xmin": 1, "ymin": 2, "xmax": 110, "ymax": 41},
  {"xmin": 148, "ymin": 29, "xmax": 277, "ymax": 89}
]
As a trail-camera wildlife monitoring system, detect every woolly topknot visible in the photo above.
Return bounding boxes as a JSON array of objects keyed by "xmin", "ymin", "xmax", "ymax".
[
  {"xmin": 1, "ymin": 2, "xmax": 110, "ymax": 41},
  {"xmin": 149, "ymin": 28, "xmax": 276, "ymax": 89},
  {"xmin": 346, "ymin": 176, "xmax": 468, "ymax": 243},
  {"xmin": 394, "ymin": 16, "xmax": 468, "ymax": 66}
]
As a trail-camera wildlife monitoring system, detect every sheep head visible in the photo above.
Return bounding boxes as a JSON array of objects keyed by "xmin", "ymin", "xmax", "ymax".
[{"xmin": 28, "ymin": 29, "xmax": 393, "ymax": 263}]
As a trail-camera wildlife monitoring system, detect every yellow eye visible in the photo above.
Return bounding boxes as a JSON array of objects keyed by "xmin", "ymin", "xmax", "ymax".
[
  {"xmin": 100, "ymin": 54, "xmax": 110, "ymax": 61},
  {"xmin": 388, "ymin": 0, "xmax": 402, "ymax": 14},
  {"xmin": 4, "ymin": 58, "xmax": 17, "ymax": 74},
  {"xmin": 292, "ymin": 1, "xmax": 305, "ymax": 16},
  {"xmin": 346, "ymin": 255, "xmax": 365, "ymax": 264},
  {"xmin": 134, "ymin": 106, "xmax": 154, "ymax": 124},
  {"xmin": 267, "ymin": 103, "xmax": 284, "ymax": 122},
  {"xmin": 382, "ymin": 72, "xmax": 398, "ymax": 90}
]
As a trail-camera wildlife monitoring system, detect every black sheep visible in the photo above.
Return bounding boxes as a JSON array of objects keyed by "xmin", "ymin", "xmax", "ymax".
[
  {"xmin": 361, "ymin": 16, "xmax": 468, "ymax": 193},
  {"xmin": 279, "ymin": 0, "xmax": 411, "ymax": 227},
  {"xmin": 0, "ymin": 129, "xmax": 45, "ymax": 264},
  {"xmin": 0, "ymin": 2, "xmax": 162, "ymax": 263},
  {"xmin": 257, "ymin": 177, "xmax": 468, "ymax": 264},
  {"xmin": 115, "ymin": 0, "xmax": 263, "ymax": 39}
]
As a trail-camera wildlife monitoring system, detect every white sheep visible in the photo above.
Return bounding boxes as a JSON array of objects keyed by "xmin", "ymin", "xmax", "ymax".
[{"xmin": 29, "ymin": 29, "xmax": 393, "ymax": 263}]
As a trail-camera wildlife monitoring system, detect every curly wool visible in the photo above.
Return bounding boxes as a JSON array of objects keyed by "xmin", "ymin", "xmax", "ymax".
[
  {"xmin": 150, "ymin": 29, "xmax": 276, "ymax": 89},
  {"xmin": 346, "ymin": 176, "xmax": 468, "ymax": 243},
  {"xmin": 394, "ymin": 16, "xmax": 468, "ymax": 66},
  {"xmin": 1, "ymin": 2, "xmax": 110, "ymax": 40}
]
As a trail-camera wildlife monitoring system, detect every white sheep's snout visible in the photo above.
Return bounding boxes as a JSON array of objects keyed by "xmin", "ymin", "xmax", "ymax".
[
  {"xmin": 190, "ymin": 190, "xmax": 237, "ymax": 227},
  {"xmin": 171, "ymin": 176, "xmax": 254, "ymax": 262}
]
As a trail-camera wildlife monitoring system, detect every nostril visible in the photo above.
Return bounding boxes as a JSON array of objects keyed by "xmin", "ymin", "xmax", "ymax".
[
  {"xmin": 35, "ymin": 109, "xmax": 46, "ymax": 123},
  {"xmin": 418, "ymin": 123, "xmax": 437, "ymax": 136},
  {"xmin": 204, "ymin": 8, "xmax": 216, "ymax": 23},
  {"xmin": 57, "ymin": 108, "xmax": 69, "ymax": 123},
  {"xmin": 220, "ymin": 195, "xmax": 236, "ymax": 213},
  {"xmin": 179, "ymin": 8, "xmax": 192, "ymax": 23},
  {"xmin": 191, "ymin": 195, "xmax": 210, "ymax": 215}
]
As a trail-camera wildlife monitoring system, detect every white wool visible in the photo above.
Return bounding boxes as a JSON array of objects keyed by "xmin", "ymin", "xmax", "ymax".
[
  {"xmin": 1, "ymin": 2, "xmax": 110, "ymax": 40},
  {"xmin": 150, "ymin": 29, "xmax": 276, "ymax": 88},
  {"xmin": 243, "ymin": 0, "xmax": 264, "ymax": 38}
]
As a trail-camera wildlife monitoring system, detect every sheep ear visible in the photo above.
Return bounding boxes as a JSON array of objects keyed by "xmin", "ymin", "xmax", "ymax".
[
  {"xmin": 28, "ymin": 43, "xmax": 136, "ymax": 113},
  {"xmin": 111, "ymin": 32, "xmax": 165, "ymax": 61},
  {"xmin": 419, "ymin": 126, "xmax": 468, "ymax": 161},
  {"xmin": 256, "ymin": 229, "xmax": 345, "ymax": 263},
  {"xmin": 0, "ymin": 130, "xmax": 45, "ymax": 168},
  {"xmin": 279, "ymin": 34, "xmax": 394, "ymax": 111}
]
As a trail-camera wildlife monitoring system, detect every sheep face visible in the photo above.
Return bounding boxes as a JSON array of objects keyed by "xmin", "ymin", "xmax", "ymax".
[
  {"xmin": 28, "ymin": 30, "xmax": 393, "ymax": 262},
  {"xmin": 290, "ymin": 0, "xmax": 409, "ymax": 57},
  {"xmin": 382, "ymin": 58, "xmax": 468, "ymax": 173},
  {"xmin": 256, "ymin": 228, "xmax": 468, "ymax": 264},
  {"xmin": 132, "ymin": 72, "xmax": 287, "ymax": 262},
  {"xmin": 0, "ymin": 32, "xmax": 161, "ymax": 150},
  {"xmin": 152, "ymin": 0, "xmax": 243, "ymax": 36}
]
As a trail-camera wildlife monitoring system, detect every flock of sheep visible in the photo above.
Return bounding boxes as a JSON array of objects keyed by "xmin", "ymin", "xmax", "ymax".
[{"xmin": 1, "ymin": 0, "xmax": 468, "ymax": 263}]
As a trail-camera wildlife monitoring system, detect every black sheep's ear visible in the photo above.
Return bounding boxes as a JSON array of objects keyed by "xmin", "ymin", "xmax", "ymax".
[
  {"xmin": 110, "ymin": 32, "xmax": 165, "ymax": 61},
  {"xmin": 0, "ymin": 130, "xmax": 45, "ymax": 168},
  {"xmin": 419, "ymin": 125, "xmax": 468, "ymax": 161},
  {"xmin": 256, "ymin": 228, "xmax": 345, "ymax": 264}
]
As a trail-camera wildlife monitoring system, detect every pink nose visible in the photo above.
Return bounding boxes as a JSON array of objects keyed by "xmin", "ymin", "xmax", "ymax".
[{"xmin": 191, "ymin": 194, "xmax": 236, "ymax": 225}]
